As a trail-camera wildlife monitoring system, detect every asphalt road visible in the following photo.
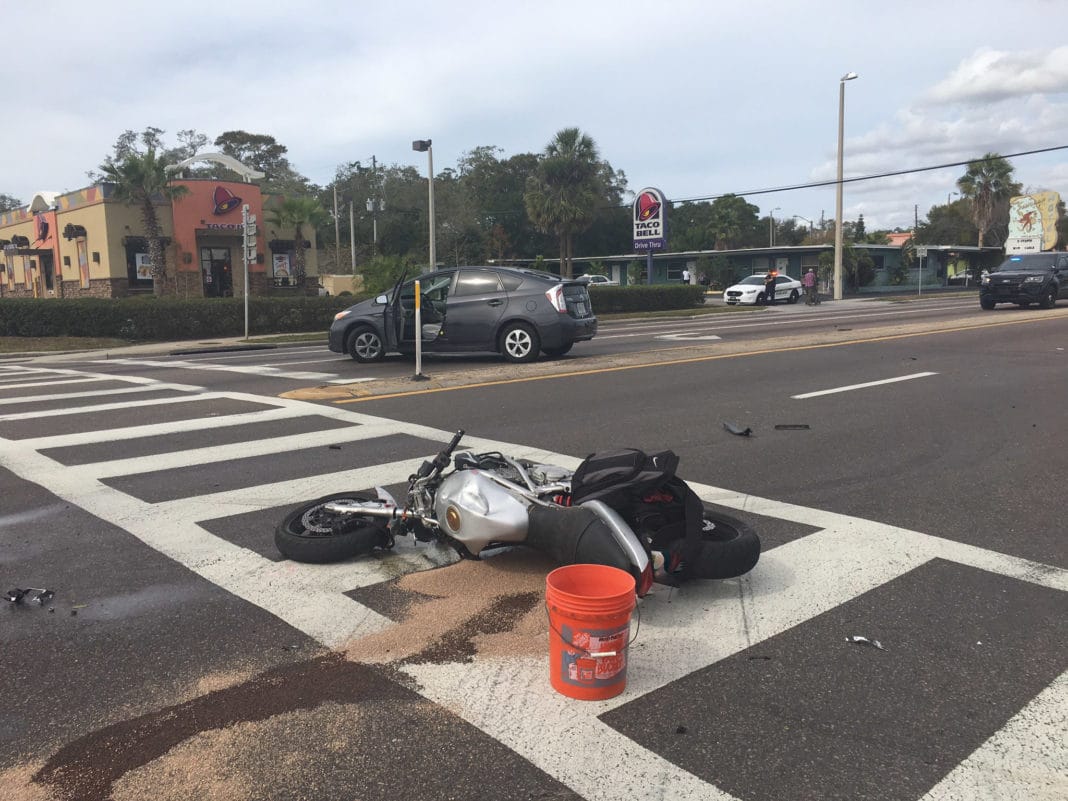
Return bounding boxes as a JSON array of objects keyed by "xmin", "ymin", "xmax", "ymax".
[{"xmin": 1, "ymin": 297, "xmax": 1065, "ymax": 801}]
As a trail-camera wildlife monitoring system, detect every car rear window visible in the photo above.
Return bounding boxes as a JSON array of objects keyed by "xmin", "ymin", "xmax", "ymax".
[{"xmin": 499, "ymin": 273, "xmax": 524, "ymax": 291}]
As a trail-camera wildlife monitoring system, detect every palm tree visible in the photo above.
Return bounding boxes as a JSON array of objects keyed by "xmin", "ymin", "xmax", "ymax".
[
  {"xmin": 100, "ymin": 149, "xmax": 187, "ymax": 296},
  {"xmin": 957, "ymin": 154, "xmax": 1016, "ymax": 248},
  {"xmin": 266, "ymin": 197, "xmax": 327, "ymax": 286},
  {"xmin": 524, "ymin": 128, "xmax": 601, "ymax": 277}
]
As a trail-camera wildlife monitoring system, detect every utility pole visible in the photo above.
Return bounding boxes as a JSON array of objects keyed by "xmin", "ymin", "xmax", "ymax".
[
  {"xmin": 333, "ymin": 183, "xmax": 341, "ymax": 274},
  {"xmin": 349, "ymin": 201, "xmax": 355, "ymax": 272}
]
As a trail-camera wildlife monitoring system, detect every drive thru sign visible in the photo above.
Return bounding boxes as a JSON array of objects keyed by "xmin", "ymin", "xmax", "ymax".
[{"xmin": 632, "ymin": 187, "xmax": 666, "ymax": 251}]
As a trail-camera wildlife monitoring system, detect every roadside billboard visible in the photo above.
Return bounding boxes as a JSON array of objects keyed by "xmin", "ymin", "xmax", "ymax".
[{"xmin": 1006, "ymin": 191, "xmax": 1061, "ymax": 253}]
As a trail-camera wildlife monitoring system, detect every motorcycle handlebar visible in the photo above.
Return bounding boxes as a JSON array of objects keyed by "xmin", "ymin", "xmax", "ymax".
[{"xmin": 416, "ymin": 429, "xmax": 466, "ymax": 479}]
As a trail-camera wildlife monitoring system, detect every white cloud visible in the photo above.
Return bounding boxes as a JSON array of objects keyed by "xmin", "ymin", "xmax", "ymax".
[{"xmin": 926, "ymin": 47, "xmax": 1068, "ymax": 104}]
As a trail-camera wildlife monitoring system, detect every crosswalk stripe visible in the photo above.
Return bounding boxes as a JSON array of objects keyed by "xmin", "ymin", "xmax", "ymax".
[
  {"xmin": 0, "ymin": 382, "xmax": 203, "ymax": 406},
  {"xmin": 95, "ymin": 357, "xmax": 345, "ymax": 382},
  {"xmin": 0, "ymin": 377, "xmax": 119, "ymax": 391},
  {"xmin": 0, "ymin": 391, "xmax": 226, "ymax": 422},
  {"xmin": 1, "ymin": 365, "xmax": 1064, "ymax": 800}
]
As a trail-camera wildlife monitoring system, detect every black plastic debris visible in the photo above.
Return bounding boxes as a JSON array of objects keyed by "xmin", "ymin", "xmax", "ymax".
[
  {"xmin": 328, "ymin": 445, "xmax": 343, "ymax": 450},
  {"xmin": 847, "ymin": 635, "xmax": 886, "ymax": 651},
  {"xmin": 5, "ymin": 588, "xmax": 54, "ymax": 605},
  {"xmin": 774, "ymin": 424, "xmax": 810, "ymax": 430},
  {"xmin": 723, "ymin": 421, "xmax": 753, "ymax": 437}
]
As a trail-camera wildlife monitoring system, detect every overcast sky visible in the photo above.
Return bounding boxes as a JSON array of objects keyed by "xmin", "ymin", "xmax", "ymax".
[{"xmin": 5, "ymin": 1, "xmax": 1067, "ymax": 235}]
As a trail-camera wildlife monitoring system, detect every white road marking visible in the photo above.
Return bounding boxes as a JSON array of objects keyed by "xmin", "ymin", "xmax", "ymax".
[
  {"xmin": 654, "ymin": 333, "xmax": 722, "ymax": 341},
  {"xmin": 0, "ymin": 382, "xmax": 202, "ymax": 406},
  {"xmin": 95, "ymin": 357, "xmax": 344, "ymax": 382},
  {"xmin": 0, "ymin": 364, "xmax": 1063, "ymax": 801},
  {"xmin": 0, "ymin": 377, "xmax": 118, "ymax": 391},
  {"xmin": 792, "ymin": 371, "xmax": 938, "ymax": 399},
  {"xmin": 0, "ymin": 392, "xmax": 225, "ymax": 422}
]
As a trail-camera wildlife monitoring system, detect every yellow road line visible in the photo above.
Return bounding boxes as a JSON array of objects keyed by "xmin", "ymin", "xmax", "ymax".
[{"xmin": 333, "ymin": 313, "xmax": 1066, "ymax": 404}]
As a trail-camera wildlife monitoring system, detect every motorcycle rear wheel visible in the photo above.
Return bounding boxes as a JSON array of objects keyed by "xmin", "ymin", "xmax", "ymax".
[
  {"xmin": 275, "ymin": 493, "xmax": 390, "ymax": 563},
  {"xmin": 675, "ymin": 508, "xmax": 760, "ymax": 580}
]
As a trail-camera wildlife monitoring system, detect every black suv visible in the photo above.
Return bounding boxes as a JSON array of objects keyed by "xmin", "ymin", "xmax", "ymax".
[
  {"xmin": 328, "ymin": 267, "xmax": 598, "ymax": 363},
  {"xmin": 980, "ymin": 253, "xmax": 1068, "ymax": 310}
]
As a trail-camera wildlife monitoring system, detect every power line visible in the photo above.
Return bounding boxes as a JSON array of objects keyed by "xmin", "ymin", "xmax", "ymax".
[{"xmin": 670, "ymin": 145, "xmax": 1068, "ymax": 204}]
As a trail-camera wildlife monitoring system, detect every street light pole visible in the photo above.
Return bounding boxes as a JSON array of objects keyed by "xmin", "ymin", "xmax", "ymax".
[
  {"xmin": 412, "ymin": 139, "xmax": 436, "ymax": 270},
  {"xmin": 769, "ymin": 207, "xmax": 781, "ymax": 247},
  {"xmin": 834, "ymin": 71, "xmax": 858, "ymax": 301}
]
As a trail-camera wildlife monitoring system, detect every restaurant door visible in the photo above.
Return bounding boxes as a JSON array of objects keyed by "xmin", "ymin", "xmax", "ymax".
[{"xmin": 200, "ymin": 247, "xmax": 233, "ymax": 297}]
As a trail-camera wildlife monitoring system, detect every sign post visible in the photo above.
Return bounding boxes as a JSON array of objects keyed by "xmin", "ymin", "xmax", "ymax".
[
  {"xmin": 916, "ymin": 246, "xmax": 927, "ymax": 296},
  {"xmin": 632, "ymin": 188, "xmax": 667, "ymax": 285},
  {"xmin": 242, "ymin": 204, "xmax": 256, "ymax": 339},
  {"xmin": 412, "ymin": 279, "xmax": 429, "ymax": 381}
]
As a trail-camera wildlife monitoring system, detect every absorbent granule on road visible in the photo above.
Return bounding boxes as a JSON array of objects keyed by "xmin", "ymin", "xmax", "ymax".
[
  {"xmin": 0, "ymin": 763, "xmax": 57, "ymax": 801},
  {"xmin": 341, "ymin": 549, "xmax": 555, "ymax": 665}
]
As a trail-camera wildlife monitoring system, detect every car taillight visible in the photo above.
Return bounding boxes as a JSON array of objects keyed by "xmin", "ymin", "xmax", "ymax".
[{"xmin": 546, "ymin": 284, "xmax": 567, "ymax": 313}]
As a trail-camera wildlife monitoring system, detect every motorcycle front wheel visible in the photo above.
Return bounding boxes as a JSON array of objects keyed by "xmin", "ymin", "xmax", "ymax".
[
  {"xmin": 275, "ymin": 493, "xmax": 391, "ymax": 563},
  {"xmin": 674, "ymin": 508, "xmax": 760, "ymax": 580}
]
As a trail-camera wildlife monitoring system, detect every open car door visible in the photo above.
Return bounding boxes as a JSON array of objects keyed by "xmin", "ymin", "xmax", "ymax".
[{"xmin": 382, "ymin": 271, "xmax": 408, "ymax": 353}]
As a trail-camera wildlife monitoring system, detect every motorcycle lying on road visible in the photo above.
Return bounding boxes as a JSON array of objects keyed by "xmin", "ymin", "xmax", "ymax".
[{"xmin": 275, "ymin": 430, "xmax": 760, "ymax": 595}]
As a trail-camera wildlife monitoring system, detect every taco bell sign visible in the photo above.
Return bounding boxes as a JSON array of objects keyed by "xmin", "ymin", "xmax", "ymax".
[{"xmin": 632, "ymin": 187, "xmax": 666, "ymax": 251}]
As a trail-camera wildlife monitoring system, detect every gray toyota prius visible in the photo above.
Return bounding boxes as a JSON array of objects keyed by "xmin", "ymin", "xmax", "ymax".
[{"xmin": 328, "ymin": 266, "xmax": 598, "ymax": 363}]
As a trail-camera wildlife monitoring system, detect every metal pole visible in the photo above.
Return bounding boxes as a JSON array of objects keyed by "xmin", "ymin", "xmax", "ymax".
[
  {"xmin": 349, "ymin": 201, "xmax": 355, "ymax": 272},
  {"xmin": 427, "ymin": 147, "xmax": 436, "ymax": 270},
  {"xmin": 834, "ymin": 81, "xmax": 846, "ymax": 301},
  {"xmin": 242, "ymin": 204, "xmax": 251, "ymax": 339},
  {"xmin": 833, "ymin": 74, "xmax": 856, "ymax": 300},
  {"xmin": 333, "ymin": 184, "xmax": 341, "ymax": 275},
  {"xmin": 414, "ymin": 278, "xmax": 423, "ymax": 378}
]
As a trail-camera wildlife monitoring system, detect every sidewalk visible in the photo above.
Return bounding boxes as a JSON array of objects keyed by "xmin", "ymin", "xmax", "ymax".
[{"xmin": 0, "ymin": 335, "xmax": 328, "ymax": 362}]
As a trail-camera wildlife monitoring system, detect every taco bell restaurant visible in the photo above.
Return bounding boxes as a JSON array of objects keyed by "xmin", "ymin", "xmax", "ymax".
[{"xmin": 0, "ymin": 180, "xmax": 319, "ymax": 299}]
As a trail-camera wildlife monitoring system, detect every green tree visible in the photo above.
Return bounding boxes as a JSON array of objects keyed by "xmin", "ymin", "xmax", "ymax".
[
  {"xmin": 668, "ymin": 201, "xmax": 715, "ymax": 250},
  {"xmin": 215, "ymin": 131, "xmax": 311, "ymax": 195},
  {"xmin": 817, "ymin": 243, "xmax": 874, "ymax": 292},
  {"xmin": 524, "ymin": 127, "xmax": 603, "ymax": 278},
  {"xmin": 956, "ymin": 154, "xmax": 1018, "ymax": 248},
  {"xmin": 915, "ymin": 200, "xmax": 977, "ymax": 246},
  {"xmin": 458, "ymin": 147, "xmax": 548, "ymax": 260},
  {"xmin": 708, "ymin": 194, "xmax": 760, "ymax": 249},
  {"xmin": 266, "ymin": 197, "xmax": 328, "ymax": 285},
  {"xmin": 0, "ymin": 193, "xmax": 21, "ymax": 212},
  {"xmin": 99, "ymin": 139, "xmax": 189, "ymax": 296},
  {"xmin": 358, "ymin": 254, "xmax": 414, "ymax": 295}
]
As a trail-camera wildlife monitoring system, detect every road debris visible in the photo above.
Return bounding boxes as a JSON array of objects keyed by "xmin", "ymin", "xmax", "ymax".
[
  {"xmin": 722, "ymin": 421, "xmax": 753, "ymax": 437},
  {"xmin": 847, "ymin": 635, "xmax": 886, "ymax": 651},
  {"xmin": 5, "ymin": 587, "xmax": 55, "ymax": 605},
  {"xmin": 774, "ymin": 424, "xmax": 810, "ymax": 430}
]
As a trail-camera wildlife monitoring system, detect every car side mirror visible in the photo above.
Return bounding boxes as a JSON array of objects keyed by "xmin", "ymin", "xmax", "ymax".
[{"xmin": 375, "ymin": 294, "xmax": 389, "ymax": 305}]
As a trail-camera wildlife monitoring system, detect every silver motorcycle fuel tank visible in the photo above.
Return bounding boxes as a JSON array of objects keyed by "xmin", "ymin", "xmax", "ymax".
[{"xmin": 434, "ymin": 470, "xmax": 531, "ymax": 554}]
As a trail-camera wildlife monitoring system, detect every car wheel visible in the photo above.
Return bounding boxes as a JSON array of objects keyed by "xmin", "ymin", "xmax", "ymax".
[
  {"xmin": 346, "ymin": 326, "xmax": 385, "ymax": 362},
  {"xmin": 787, "ymin": 289, "xmax": 799, "ymax": 304},
  {"xmin": 542, "ymin": 343, "xmax": 573, "ymax": 358},
  {"xmin": 980, "ymin": 295, "xmax": 996, "ymax": 310},
  {"xmin": 756, "ymin": 292, "xmax": 767, "ymax": 305},
  {"xmin": 499, "ymin": 322, "xmax": 541, "ymax": 363},
  {"xmin": 1039, "ymin": 286, "xmax": 1057, "ymax": 309}
]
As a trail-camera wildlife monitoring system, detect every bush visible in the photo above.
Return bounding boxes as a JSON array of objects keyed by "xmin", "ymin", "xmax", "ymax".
[
  {"xmin": 0, "ymin": 295, "xmax": 366, "ymax": 340},
  {"xmin": 586, "ymin": 285, "xmax": 705, "ymax": 314}
]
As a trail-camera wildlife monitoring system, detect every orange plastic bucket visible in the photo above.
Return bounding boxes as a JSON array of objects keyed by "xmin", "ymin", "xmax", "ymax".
[{"xmin": 545, "ymin": 564, "xmax": 636, "ymax": 700}]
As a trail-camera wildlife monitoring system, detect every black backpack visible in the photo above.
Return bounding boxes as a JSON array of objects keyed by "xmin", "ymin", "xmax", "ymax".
[{"xmin": 570, "ymin": 449, "xmax": 705, "ymax": 579}]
